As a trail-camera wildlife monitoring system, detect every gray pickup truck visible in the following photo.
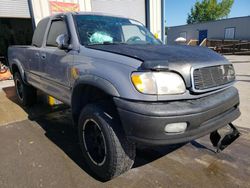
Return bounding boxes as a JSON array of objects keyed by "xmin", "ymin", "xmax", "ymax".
[{"xmin": 8, "ymin": 12, "xmax": 240, "ymax": 181}]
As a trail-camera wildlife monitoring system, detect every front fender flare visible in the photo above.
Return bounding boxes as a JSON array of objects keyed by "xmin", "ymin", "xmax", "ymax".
[
  {"xmin": 70, "ymin": 75, "xmax": 120, "ymax": 126},
  {"xmin": 72, "ymin": 74, "xmax": 120, "ymax": 98}
]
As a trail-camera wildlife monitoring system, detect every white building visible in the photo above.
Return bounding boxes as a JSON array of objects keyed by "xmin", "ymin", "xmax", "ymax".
[
  {"xmin": 0, "ymin": 0, "xmax": 165, "ymax": 58},
  {"xmin": 167, "ymin": 16, "xmax": 250, "ymax": 45}
]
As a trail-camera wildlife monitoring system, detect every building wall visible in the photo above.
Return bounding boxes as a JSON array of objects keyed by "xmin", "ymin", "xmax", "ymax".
[
  {"xmin": 91, "ymin": 0, "xmax": 145, "ymax": 24},
  {"xmin": 31, "ymin": 0, "xmax": 146, "ymax": 25},
  {"xmin": 167, "ymin": 16, "xmax": 250, "ymax": 45},
  {"xmin": 91, "ymin": 0, "xmax": 163, "ymax": 39},
  {"xmin": 31, "ymin": 0, "xmax": 92, "ymax": 25},
  {"xmin": 149, "ymin": 0, "xmax": 162, "ymax": 39},
  {"xmin": 30, "ymin": 0, "xmax": 163, "ymax": 41}
]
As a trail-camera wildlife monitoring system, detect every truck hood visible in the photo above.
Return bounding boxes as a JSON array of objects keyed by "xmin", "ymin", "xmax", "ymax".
[{"xmin": 87, "ymin": 44, "xmax": 229, "ymax": 87}]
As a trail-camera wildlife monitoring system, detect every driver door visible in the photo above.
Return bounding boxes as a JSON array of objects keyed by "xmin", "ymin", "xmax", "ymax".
[{"xmin": 39, "ymin": 18, "xmax": 73, "ymax": 104}]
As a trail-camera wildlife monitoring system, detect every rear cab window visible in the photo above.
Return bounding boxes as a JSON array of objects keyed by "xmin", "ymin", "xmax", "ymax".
[{"xmin": 32, "ymin": 17, "xmax": 50, "ymax": 47}]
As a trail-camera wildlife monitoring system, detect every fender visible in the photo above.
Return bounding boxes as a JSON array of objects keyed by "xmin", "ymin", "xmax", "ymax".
[
  {"xmin": 10, "ymin": 60, "xmax": 28, "ymax": 84},
  {"xmin": 72, "ymin": 74, "xmax": 120, "ymax": 99},
  {"xmin": 70, "ymin": 74, "xmax": 120, "ymax": 126}
]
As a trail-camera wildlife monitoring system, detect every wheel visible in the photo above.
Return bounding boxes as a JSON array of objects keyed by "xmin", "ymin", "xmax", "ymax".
[
  {"xmin": 14, "ymin": 72, "xmax": 37, "ymax": 106},
  {"xmin": 78, "ymin": 103, "xmax": 136, "ymax": 181}
]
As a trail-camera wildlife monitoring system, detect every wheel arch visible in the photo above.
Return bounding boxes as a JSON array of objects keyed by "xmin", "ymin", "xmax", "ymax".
[
  {"xmin": 11, "ymin": 62, "xmax": 26, "ymax": 83},
  {"xmin": 71, "ymin": 75, "xmax": 120, "ymax": 127}
]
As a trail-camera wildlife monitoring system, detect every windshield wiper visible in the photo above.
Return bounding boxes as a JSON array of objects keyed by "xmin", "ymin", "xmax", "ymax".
[
  {"xmin": 87, "ymin": 42, "xmax": 127, "ymax": 46},
  {"xmin": 103, "ymin": 41, "xmax": 127, "ymax": 45}
]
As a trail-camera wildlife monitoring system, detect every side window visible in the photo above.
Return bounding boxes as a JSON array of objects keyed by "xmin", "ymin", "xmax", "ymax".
[
  {"xmin": 122, "ymin": 25, "xmax": 146, "ymax": 41},
  {"xmin": 224, "ymin": 27, "xmax": 235, "ymax": 40},
  {"xmin": 180, "ymin": 32, "xmax": 187, "ymax": 39},
  {"xmin": 32, "ymin": 17, "xmax": 50, "ymax": 47},
  {"xmin": 46, "ymin": 20, "xmax": 68, "ymax": 47}
]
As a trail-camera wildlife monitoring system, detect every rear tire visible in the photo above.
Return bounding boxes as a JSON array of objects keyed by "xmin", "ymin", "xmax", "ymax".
[
  {"xmin": 78, "ymin": 103, "xmax": 136, "ymax": 181},
  {"xmin": 14, "ymin": 72, "xmax": 37, "ymax": 106}
]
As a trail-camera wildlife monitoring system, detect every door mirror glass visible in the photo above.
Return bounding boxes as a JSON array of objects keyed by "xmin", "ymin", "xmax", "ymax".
[{"xmin": 56, "ymin": 34, "xmax": 69, "ymax": 49}]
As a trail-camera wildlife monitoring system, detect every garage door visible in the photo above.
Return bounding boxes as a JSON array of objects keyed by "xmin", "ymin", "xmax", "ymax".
[
  {"xmin": 91, "ymin": 0, "xmax": 145, "ymax": 24},
  {"xmin": 0, "ymin": 0, "xmax": 30, "ymax": 18}
]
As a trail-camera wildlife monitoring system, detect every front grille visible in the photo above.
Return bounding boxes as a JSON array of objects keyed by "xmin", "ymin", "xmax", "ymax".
[{"xmin": 192, "ymin": 64, "xmax": 235, "ymax": 92}]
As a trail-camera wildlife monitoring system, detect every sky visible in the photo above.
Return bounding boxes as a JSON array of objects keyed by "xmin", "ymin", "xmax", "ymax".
[{"xmin": 164, "ymin": 0, "xmax": 250, "ymax": 27}]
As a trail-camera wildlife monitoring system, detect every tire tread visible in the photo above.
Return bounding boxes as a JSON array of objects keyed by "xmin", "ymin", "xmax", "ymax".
[{"xmin": 78, "ymin": 103, "xmax": 136, "ymax": 181}]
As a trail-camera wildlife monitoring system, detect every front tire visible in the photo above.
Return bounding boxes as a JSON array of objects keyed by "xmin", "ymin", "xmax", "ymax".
[
  {"xmin": 78, "ymin": 103, "xmax": 136, "ymax": 181},
  {"xmin": 14, "ymin": 72, "xmax": 37, "ymax": 106}
]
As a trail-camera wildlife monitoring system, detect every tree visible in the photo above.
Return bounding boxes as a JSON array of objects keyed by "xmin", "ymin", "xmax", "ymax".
[{"xmin": 187, "ymin": 0, "xmax": 234, "ymax": 24}]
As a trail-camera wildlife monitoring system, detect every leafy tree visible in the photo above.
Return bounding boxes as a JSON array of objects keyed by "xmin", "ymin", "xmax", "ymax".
[{"xmin": 187, "ymin": 0, "xmax": 234, "ymax": 24}]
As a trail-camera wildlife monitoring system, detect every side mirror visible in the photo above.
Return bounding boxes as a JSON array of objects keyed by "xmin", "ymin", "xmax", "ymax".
[{"xmin": 56, "ymin": 34, "xmax": 69, "ymax": 49}]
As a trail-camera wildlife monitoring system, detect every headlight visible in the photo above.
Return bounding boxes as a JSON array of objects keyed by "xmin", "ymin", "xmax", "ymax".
[
  {"xmin": 131, "ymin": 72, "xmax": 186, "ymax": 95},
  {"xmin": 225, "ymin": 65, "xmax": 235, "ymax": 82}
]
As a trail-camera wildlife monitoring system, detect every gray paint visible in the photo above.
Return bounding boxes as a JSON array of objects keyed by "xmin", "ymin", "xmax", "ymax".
[
  {"xmin": 86, "ymin": 44, "xmax": 229, "ymax": 89},
  {"xmin": 8, "ymin": 12, "xmax": 235, "ymax": 106},
  {"xmin": 167, "ymin": 16, "xmax": 250, "ymax": 45}
]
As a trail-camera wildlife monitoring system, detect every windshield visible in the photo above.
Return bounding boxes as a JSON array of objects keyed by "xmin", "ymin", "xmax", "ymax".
[{"xmin": 74, "ymin": 15, "xmax": 161, "ymax": 46}]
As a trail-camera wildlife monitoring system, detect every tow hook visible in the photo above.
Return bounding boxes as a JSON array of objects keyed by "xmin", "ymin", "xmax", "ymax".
[{"xmin": 210, "ymin": 123, "xmax": 240, "ymax": 153}]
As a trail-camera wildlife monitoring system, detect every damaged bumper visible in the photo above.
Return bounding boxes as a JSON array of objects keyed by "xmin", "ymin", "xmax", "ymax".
[{"xmin": 114, "ymin": 87, "xmax": 240, "ymax": 145}]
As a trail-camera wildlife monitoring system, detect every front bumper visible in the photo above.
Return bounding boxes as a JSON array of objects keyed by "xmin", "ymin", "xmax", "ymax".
[{"xmin": 114, "ymin": 87, "xmax": 240, "ymax": 145}]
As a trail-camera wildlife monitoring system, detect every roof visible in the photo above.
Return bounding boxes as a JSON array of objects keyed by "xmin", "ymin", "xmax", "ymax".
[
  {"xmin": 37, "ymin": 11, "xmax": 143, "ymax": 27},
  {"xmin": 72, "ymin": 11, "xmax": 129, "ymax": 19},
  {"xmin": 48, "ymin": 11, "xmax": 136, "ymax": 22}
]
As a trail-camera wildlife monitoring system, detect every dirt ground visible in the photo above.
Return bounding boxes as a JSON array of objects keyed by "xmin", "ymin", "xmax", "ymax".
[{"xmin": 0, "ymin": 55, "xmax": 249, "ymax": 188}]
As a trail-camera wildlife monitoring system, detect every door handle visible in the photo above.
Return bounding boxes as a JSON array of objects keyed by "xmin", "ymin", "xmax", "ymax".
[
  {"xmin": 35, "ymin": 52, "xmax": 39, "ymax": 57},
  {"xmin": 41, "ymin": 54, "xmax": 46, "ymax": 60}
]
